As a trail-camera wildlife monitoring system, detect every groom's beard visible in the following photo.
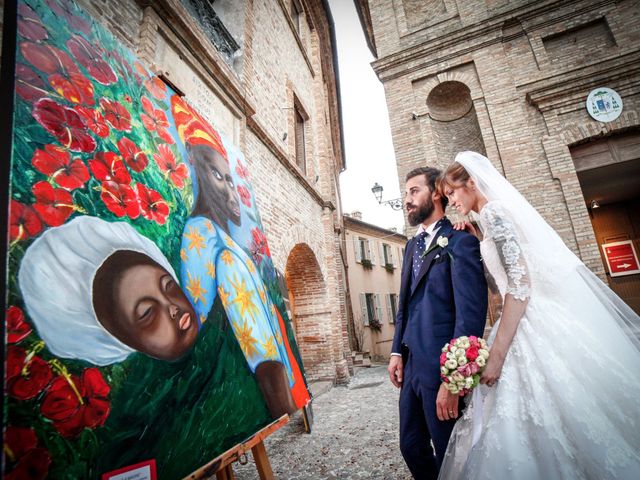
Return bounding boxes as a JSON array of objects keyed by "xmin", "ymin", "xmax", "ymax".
[{"xmin": 407, "ymin": 197, "xmax": 435, "ymax": 226}]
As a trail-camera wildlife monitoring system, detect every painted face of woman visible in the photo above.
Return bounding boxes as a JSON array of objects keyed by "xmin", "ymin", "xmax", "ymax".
[
  {"xmin": 190, "ymin": 144, "xmax": 241, "ymax": 227},
  {"xmin": 94, "ymin": 251, "xmax": 198, "ymax": 361}
]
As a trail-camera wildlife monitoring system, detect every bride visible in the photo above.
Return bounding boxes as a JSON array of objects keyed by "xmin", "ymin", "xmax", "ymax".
[{"xmin": 437, "ymin": 151, "xmax": 640, "ymax": 479}]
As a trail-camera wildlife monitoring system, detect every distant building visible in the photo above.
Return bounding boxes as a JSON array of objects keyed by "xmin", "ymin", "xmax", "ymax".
[
  {"xmin": 356, "ymin": 0, "xmax": 640, "ymax": 313},
  {"xmin": 344, "ymin": 212, "xmax": 406, "ymax": 361}
]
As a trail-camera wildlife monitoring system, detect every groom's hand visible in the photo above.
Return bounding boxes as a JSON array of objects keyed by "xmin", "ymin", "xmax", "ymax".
[
  {"xmin": 388, "ymin": 356, "xmax": 403, "ymax": 388},
  {"xmin": 436, "ymin": 383, "xmax": 459, "ymax": 421}
]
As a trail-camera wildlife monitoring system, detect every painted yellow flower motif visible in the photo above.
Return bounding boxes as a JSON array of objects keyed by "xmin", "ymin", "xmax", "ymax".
[
  {"xmin": 205, "ymin": 220, "xmax": 214, "ymax": 232},
  {"xmin": 206, "ymin": 260, "xmax": 216, "ymax": 278},
  {"xmin": 200, "ymin": 313, "xmax": 207, "ymax": 324},
  {"xmin": 180, "ymin": 248, "xmax": 188, "ymax": 262},
  {"xmin": 259, "ymin": 288, "xmax": 267, "ymax": 303},
  {"xmin": 236, "ymin": 321, "xmax": 259, "ymax": 358},
  {"xmin": 261, "ymin": 337, "xmax": 277, "ymax": 359},
  {"xmin": 220, "ymin": 250, "xmax": 234, "ymax": 265},
  {"xmin": 270, "ymin": 304, "xmax": 276, "ymax": 316},
  {"xmin": 184, "ymin": 226, "xmax": 206, "ymax": 256},
  {"xmin": 186, "ymin": 271, "xmax": 207, "ymax": 306},
  {"xmin": 229, "ymin": 274, "xmax": 258, "ymax": 320},
  {"xmin": 247, "ymin": 261, "xmax": 256, "ymax": 274},
  {"xmin": 275, "ymin": 331, "xmax": 283, "ymax": 345},
  {"xmin": 224, "ymin": 235, "xmax": 235, "ymax": 248},
  {"xmin": 218, "ymin": 286, "xmax": 231, "ymax": 309}
]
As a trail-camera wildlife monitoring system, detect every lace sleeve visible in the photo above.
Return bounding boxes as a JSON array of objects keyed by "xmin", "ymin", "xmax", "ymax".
[{"xmin": 481, "ymin": 202, "xmax": 531, "ymax": 301}]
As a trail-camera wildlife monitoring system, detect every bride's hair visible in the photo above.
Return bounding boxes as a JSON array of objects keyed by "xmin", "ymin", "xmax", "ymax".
[{"xmin": 438, "ymin": 161, "xmax": 470, "ymax": 195}]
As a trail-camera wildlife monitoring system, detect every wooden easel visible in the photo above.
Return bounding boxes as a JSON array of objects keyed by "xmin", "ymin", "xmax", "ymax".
[{"xmin": 185, "ymin": 414, "xmax": 289, "ymax": 480}]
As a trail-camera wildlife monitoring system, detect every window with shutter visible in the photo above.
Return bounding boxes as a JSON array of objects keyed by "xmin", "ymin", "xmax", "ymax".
[
  {"xmin": 353, "ymin": 236, "xmax": 361, "ymax": 263},
  {"xmin": 294, "ymin": 106, "xmax": 306, "ymax": 173},
  {"xmin": 368, "ymin": 240, "xmax": 376, "ymax": 265},
  {"xmin": 290, "ymin": 0, "xmax": 302, "ymax": 34},
  {"xmin": 360, "ymin": 293, "xmax": 369, "ymax": 326},
  {"xmin": 385, "ymin": 294, "xmax": 392, "ymax": 324},
  {"xmin": 374, "ymin": 294, "xmax": 383, "ymax": 322},
  {"xmin": 389, "ymin": 294, "xmax": 398, "ymax": 324}
]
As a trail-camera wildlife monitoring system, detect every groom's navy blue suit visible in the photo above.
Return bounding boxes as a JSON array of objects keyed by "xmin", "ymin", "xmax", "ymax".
[{"xmin": 392, "ymin": 217, "xmax": 487, "ymax": 479}]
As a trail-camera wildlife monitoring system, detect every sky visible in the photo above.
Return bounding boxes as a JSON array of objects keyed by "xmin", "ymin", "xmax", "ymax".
[{"xmin": 328, "ymin": 0, "xmax": 405, "ymax": 233}]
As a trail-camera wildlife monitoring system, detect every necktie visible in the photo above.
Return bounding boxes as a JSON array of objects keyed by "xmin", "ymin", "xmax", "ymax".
[{"xmin": 412, "ymin": 231, "xmax": 429, "ymax": 280}]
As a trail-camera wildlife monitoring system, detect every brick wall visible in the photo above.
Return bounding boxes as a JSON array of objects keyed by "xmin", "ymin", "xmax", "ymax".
[
  {"xmin": 365, "ymin": 0, "xmax": 640, "ymax": 277},
  {"xmin": 2, "ymin": 0, "xmax": 351, "ymax": 383}
]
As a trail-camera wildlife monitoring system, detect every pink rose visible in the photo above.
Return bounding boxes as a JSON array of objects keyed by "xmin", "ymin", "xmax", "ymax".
[
  {"xmin": 440, "ymin": 352, "xmax": 447, "ymax": 365},
  {"xmin": 466, "ymin": 346, "xmax": 479, "ymax": 361},
  {"xmin": 469, "ymin": 336, "xmax": 479, "ymax": 348},
  {"xmin": 458, "ymin": 364, "xmax": 472, "ymax": 377},
  {"xmin": 469, "ymin": 362, "xmax": 479, "ymax": 375}
]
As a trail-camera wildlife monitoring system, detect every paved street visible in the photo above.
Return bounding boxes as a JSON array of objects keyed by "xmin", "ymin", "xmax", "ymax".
[{"xmin": 234, "ymin": 366, "xmax": 412, "ymax": 479}]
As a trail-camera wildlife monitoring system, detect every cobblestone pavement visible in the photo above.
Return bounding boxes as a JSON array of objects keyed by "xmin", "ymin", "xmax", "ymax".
[{"xmin": 234, "ymin": 366, "xmax": 412, "ymax": 479}]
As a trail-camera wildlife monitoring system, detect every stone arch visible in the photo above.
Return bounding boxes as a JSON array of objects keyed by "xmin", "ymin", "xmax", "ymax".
[
  {"xmin": 426, "ymin": 80, "xmax": 487, "ymax": 162},
  {"xmin": 272, "ymin": 224, "xmax": 326, "ymax": 282},
  {"xmin": 562, "ymin": 110, "xmax": 640, "ymax": 147},
  {"xmin": 284, "ymin": 243, "xmax": 334, "ymax": 381}
]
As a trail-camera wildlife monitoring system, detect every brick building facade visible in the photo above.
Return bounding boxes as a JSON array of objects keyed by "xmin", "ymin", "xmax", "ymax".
[
  {"xmin": 357, "ymin": 0, "xmax": 640, "ymax": 313},
  {"xmin": 1, "ymin": 0, "xmax": 352, "ymax": 382}
]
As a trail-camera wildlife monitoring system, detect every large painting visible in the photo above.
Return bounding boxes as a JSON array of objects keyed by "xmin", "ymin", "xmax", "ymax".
[{"xmin": 3, "ymin": 0, "xmax": 310, "ymax": 477}]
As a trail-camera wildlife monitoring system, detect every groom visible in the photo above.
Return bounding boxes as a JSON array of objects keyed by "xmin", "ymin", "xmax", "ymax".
[{"xmin": 388, "ymin": 167, "xmax": 487, "ymax": 479}]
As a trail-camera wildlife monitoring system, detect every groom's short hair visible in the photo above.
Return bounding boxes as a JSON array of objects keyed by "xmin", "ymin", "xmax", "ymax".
[{"xmin": 406, "ymin": 167, "xmax": 448, "ymax": 209}]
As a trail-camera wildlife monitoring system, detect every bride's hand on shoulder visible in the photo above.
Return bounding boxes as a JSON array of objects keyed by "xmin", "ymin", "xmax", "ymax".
[
  {"xmin": 480, "ymin": 352, "xmax": 504, "ymax": 387},
  {"xmin": 452, "ymin": 220, "xmax": 478, "ymax": 238}
]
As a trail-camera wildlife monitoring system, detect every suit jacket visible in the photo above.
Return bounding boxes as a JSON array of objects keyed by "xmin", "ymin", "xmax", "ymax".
[{"xmin": 391, "ymin": 218, "xmax": 488, "ymax": 389}]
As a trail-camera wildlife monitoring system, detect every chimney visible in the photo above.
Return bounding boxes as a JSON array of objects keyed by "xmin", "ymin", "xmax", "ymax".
[{"xmin": 351, "ymin": 211, "xmax": 362, "ymax": 220}]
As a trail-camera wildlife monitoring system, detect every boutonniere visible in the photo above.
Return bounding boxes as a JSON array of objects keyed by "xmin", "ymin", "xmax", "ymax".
[{"xmin": 421, "ymin": 235, "xmax": 454, "ymax": 262}]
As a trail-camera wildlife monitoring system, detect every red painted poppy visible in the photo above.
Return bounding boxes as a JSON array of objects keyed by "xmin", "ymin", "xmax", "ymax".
[
  {"xmin": 251, "ymin": 227, "xmax": 271, "ymax": 257},
  {"xmin": 236, "ymin": 160, "xmax": 250, "ymax": 180},
  {"xmin": 9, "ymin": 200, "xmax": 43, "ymax": 242},
  {"xmin": 100, "ymin": 181, "xmax": 140, "ymax": 218},
  {"xmin": 99, "ymin": 97, "xmax": 132, "ymax": 132},
  {"xmin": 7, "ymin": 306, "xmax": 33, "ymax": 344},
  {"xmin": 15, "ymin": 63, "xmax": 48, "ymax": 102},
  {"xmin": 117, "ymin": 137, "xmax": 149, "ymax": 172},
  {"xmin": 107, "ymin": 50, "xmax": 134, "ymax": 81},
  {"xmin": 32, "ymin": 181, "xmax": 75, "ymax": 227},
  {"xmin": 6, "ymin": 346, "xmax": 53, "ymax": 401},
  {"xmin": 3, "ymin": 426, "xmax": 51, "ymax": 480},
  {"xmin": 20, "ymin": 42, "xmax": 95, "ymax": 105},
  {"xmin": 88, "ymin": 152, "xmax": 131, "ymax": 185},
  {"xmin": 136, "ymin": 183, "xmax": 170, "ymax": 225},
  {"xmin": 76, "ymin": 106, "xmax": 110, "ymax": 138},
  {"xmin": 144, "ymin": 76, "xmax": 167, "ymax": 101},
  {"xmin": 40, "ymin": 368, "xmax": 111, "ymax": 438},
  {"xmin": 153, "ymin": 144, "xmax": 189, "ymax": 188},
  {"xmin": 17, "ymin": 3, "xmax": 48, "ymax": 42},
  {"xmin": 32, "ymin": 98, "xmax": 97, "ymax": 153},
  {"xmin": 45, "ymin": 0, "xmax": 91, "ymax": 35},
  {"xmin": 237, "ymin": 185, "xmax": 252, "ymax": 208},
  {"xmin": 67, "ymin": 35, "xmax": 117, "ymax": 85},
  {"xmin": 32, "ymin": 144, "xmax": 90, "ymax": 191},
  {"xmin": 140, "ymin": 96, "xmax": 174, "ymax": 143},
  {"xmin": 134, "ymin": 61, "xmax": 148, "ymax": 77}
]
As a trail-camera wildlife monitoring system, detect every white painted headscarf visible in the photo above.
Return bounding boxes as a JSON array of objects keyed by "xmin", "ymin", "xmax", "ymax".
[{"xmin": 18, "ymin": 216, "xmax": 177, "ymax": 366}]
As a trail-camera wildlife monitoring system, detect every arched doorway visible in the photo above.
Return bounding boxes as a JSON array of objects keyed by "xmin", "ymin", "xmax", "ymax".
[
  {"xmin": 285, "ymin": 243, "xmax": 334, "ymax": 381},
  {"xmin": 570, "ymin": 129, "xmax": 640, "ymax": 313}
]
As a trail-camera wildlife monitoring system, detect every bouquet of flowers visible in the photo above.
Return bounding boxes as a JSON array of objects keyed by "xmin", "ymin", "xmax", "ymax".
[{"xmin": 440, "ymin": 335, "xmax": 489, "ymax": 396}]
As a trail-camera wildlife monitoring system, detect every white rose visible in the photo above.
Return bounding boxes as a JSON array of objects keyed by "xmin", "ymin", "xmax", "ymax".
[
  {"xmin": 446, "ymin": 352, "xmax": 455, "ymax": 360},
  {"xmin": 465, "ymin": 377, "xmax": 474, "ymax": 389},
  {"xmin": 476, "ymin": 356, "xmax": 486, "ymax": 367},
  {"xmin": 459, "ymin": 339, "xmax": 470, "ymax": 349},
  {"xmin": 445, "ymin": 359, "xmax": 457, "ymax": 370},
  {"xmin": 449, "ymin": 385, "xmax": 460, "ymax": 395},
  {"xmin": 457, "ymin": 356, "xmax": 468, "ymax": 366},
  {"xmin": 441, "ymin": 345, "xmax": 449, "ymax": 353},
  {"xmin": 440, "ymin": 366, "xmax": 448, "ymax": 375},
  {"xmin": 451, "ymin": 371, "xmax": 464, "ymax": 383},
  {"xmin": 455, "ymin": 348, "xmax": 466, "ymax": 358},
  {"xmin": 479, "ymin": 349, "xmax": 490, "ymax": 359},
  {"xmin": 437, "ymin": 236, "xmax": 449, "ymax": 248}
]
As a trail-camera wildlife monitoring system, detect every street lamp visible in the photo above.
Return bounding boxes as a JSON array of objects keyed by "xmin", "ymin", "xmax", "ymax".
[{"xmin": 371, "ymin": 183, "xmax": 403, "ymax": 211}]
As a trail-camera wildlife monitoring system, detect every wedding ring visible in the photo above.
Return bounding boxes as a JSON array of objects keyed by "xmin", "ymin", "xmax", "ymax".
[{"xmin": 448, "ymin": 410, "xmax": 454, "ymax": 414}]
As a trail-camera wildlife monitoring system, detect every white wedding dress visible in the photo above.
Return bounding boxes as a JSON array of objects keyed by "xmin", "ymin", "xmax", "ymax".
[{"xmin": 438, "ymin": 153, "xmax": 640, "ymax": 480}]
